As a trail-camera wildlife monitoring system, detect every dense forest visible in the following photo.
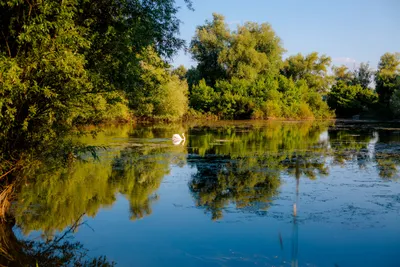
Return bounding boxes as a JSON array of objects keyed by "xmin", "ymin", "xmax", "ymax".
[
  {"xmin": 186, "ymin": 14, "xmax": 399, "ymax": 120},
  {"xmin": 0, "ymin": 1, "xmax": 399, "ymax": 164}
]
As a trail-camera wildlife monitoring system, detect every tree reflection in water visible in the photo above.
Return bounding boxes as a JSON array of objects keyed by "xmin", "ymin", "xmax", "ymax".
[
  {"xmin": 1, "ymin": 121, "xmax": 400, "ymax": 266},
  {"xmin": 188, "ymin": 122, "xmax": 332, "ymax": 220},
  {"xmin": 12, "ymin": 125, "xmax": 187, "ymax": 236},
  {"xmin": 189, "ymin": 155, "xmax": 282, "ymax": 220},
  {"xmin": 0, "ymin": 213, "xmax": 114, "ymax": 266}
]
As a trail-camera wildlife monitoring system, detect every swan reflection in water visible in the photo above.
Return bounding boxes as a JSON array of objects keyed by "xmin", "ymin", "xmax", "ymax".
[{"xmin": 172, "ymin": 133, "xmax": 185, "ymax": 145}]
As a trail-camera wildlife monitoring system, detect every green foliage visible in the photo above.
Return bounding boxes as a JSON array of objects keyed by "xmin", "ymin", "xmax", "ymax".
[
  {"xmin": 72, "ymin": 91, "xmax": 131, "ymax": 124},
  {"xmin": 219, "ymin": 22, "xmax": 284, "ymax": 81},
  {"xmin": 260, "ymin": 100, "xmax": 282, "ymax": 119},
  {"xmin": 375, "ymin": 53, "xmax": 400, "ymax": 106},
  {"xmin": 390, "ymin": 84, "xmax": 400, "ymax": 117},
  {"xmin": 128, "ymin": 46, "xmax": 188, "ymax": 121},
  {"xmin": 190, "ymin": 79, "xmax": 219, "ymax": 113},
  {"xmin": 328, "ymin": 81, "xmax": 378, "ymax": 117},
  {"xmin": 213, "ymin": 78, "xmax": 257, "ymax": 118},
  {"xmin": 333, "ymin": 63, "xmax": 373, "ymax": 89},
  {"xmin": 277, "ymin": 75, "xmax": 304, "ymax": 118},
  {"xmin": 353, "ymin": 62, "xmax": 374, "ymax": 89},
  {"xmin": 186, "ymin": 67, "xmax": 202, "ymax": 91},
  {"xmin": 281, "ymin": 52, "xmax": 332, "ymax": 94},
  {"xmin": 333, "ymin": 65, "xmax": 354, "ymax": 84},
  {"xmin": 189, "ymin": 13, "xmax": 284, "ymax": 86},
  {"xmin": 79, "ymin": 0, "xmax": 192, "ymax": 93},
  {"xmin": 188, "ymin": 14, "xmax": 332, "ymax": 120},
  {"xmin": 189, "ymin": 74, "xmax": 332, "ymax": 119},
  {"xmin": 172, "ymin": 65, "xmax": 188, "ymax": 81},
  {"xmin": 329, "ymin": 62, "xmax": 379, "ymax": 117},
  {"xmin": 0, "ymin": 0, "xmax": 192, "ymax": 158},
  {"xmin": 188, "ymin": 14, "xmax": 397, "ymax": 120},
  {"xmin": 0, "ymin": 0, "xmax": 92, "ymax": 150},
  {"xmin": 307, "ymin": 91, "xmax": 333, "ymax": 119},
  {"xmin": 190, "ymin": 13, "xmax": 231, "ymax": 86}
]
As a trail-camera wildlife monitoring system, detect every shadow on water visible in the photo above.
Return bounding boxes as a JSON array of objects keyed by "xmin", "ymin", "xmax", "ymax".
[{"xmin": 1, "ymin": 120, "xmax": 400, "ymax": 266}]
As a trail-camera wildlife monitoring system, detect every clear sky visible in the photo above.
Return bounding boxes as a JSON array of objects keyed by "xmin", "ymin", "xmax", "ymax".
[{"xmin": 172, "ymin": 0, "xmax": 399, "ymax": 70}]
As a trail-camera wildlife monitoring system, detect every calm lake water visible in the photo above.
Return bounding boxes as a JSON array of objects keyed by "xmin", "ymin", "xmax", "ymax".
[{"xmin": 10, "ymin": 121, "xmax": 400, "ymax": 266}]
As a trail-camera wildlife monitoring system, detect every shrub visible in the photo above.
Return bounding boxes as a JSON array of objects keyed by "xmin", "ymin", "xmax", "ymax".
[
  {"xmin": 190, "ymin": 79, "xmax": 219, "ymax": 113},
  {"xmin": 297, "ymin": 103, "xmax": 314, "ymax": 119},
  {"xmin": 262, "ymin": 100, "xmax": 282, "ymax": 119}
]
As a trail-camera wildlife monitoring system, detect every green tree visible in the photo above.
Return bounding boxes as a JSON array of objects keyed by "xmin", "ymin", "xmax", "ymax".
[
  {"xmin": 0, "ymin": 0, "xmax": 193, "ymax": 155},
  {"xmin": 333, "ymin": 65, "xmax": 354, "ymax": 84},
  {"xmin": 0, "ymin": 0, "xmax": 92, "ymax": 151},
  {"xmin": 79, "ymin": 0, "xmax": 193, "ymax": 92},
  {"xmin": 172, "ymin": 65, "xmax": 188, "ymax": 81},
  {"xmin": 389, "ymin": 78, "xmax": 400, "ymax": 117},
  {"xmin": 281, "ymin": 52, "xmax": 332, "ymax": 94},
  {"xmin": 188, "ymin": 14, "xmax": 332, "ymax": 120},
  {"xmin": 375, "ymin": 52, "xmax": 400, "ymax": 106},
  {"xmin": 330, "ymin": 62, "xmax": 378, "ymax": 117},
  {"xmin": 186, "ymin": 66, "xmax": 202, "ymax": 91},
  {"xmin": 353, "ymin": 62, "xmax": 373, "ymax": 89},
  {"xmin": 333, "ymin": 63, "xmax": 373, "ymax": 89},
  {"xmin": 189, "ymin": 13, "xmax": 231, "ymax": 86},
  {"xmin": 328, "ymin": 81, "xmax": 378, "ymax": 117},
  {"xmin": 219, "ymin": 22, "xmax": 284, "ymax": 81},
  {"xmin": 129, "ymin": 46, "xmax": 188, "ymax": 120},
  {"xmin": 190, "ymin": 79, "xmax": 219, "ymax": 113}
]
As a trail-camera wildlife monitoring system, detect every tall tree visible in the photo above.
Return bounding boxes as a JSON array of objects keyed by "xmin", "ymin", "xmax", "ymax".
[
  {"xmin": 79, "ymin": 0, "xmax": 193, "ymax": 93},
  {"xmin": 375, "ymin": 52, "xmax": 400, "ymax": 106},
  {"xmin": 129, "ymin": 46, "xmax": 188, "ymax": 120},
  {"xmin": 333, "ymin": 65, "xmax": 354, "ymax": 84},
  {"xmin": 189, "ymin": 13, "xmax": 231, "ymax": 86},
  {"xmin": 219, "ymin": 22, "xmax": 284, "ymax": 81},
  {"xmin": 353, "ymin": 62, "xmax": 373, "ymax": 89},
  {"xmin": 281, "ymin": 52, "xmax": 332, "ymax": 94}
]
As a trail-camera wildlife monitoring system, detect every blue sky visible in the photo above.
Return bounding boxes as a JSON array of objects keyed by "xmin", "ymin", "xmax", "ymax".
[{"xmin": 172, "ymin": 0, "xmax": 399, "ymax": 70}]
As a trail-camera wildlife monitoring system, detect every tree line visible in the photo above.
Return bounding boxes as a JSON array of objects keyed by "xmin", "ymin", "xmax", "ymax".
[
  {"xmin": 186, "ymin": 13, "xmax": 400, "ymax": 120},
  {"xmin": 1, "ymin": 4, "xmax": 399, "ymax": 153}
]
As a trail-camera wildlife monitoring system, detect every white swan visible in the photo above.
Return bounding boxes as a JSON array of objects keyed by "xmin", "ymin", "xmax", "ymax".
[{"xmin": 172, "ymin": 133, "xmax": 185, "ymax": 145}]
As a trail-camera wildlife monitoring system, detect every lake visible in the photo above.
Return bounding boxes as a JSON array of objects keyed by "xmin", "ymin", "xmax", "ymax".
[{"xmin": 6, "ymin": 120, "xmax": 400, "ymax": 266}]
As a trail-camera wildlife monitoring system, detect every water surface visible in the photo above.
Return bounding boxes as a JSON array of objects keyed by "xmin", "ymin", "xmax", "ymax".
[{"xmin": 10, "ymin": 121, "xmax": 400, "ymax": 266}]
